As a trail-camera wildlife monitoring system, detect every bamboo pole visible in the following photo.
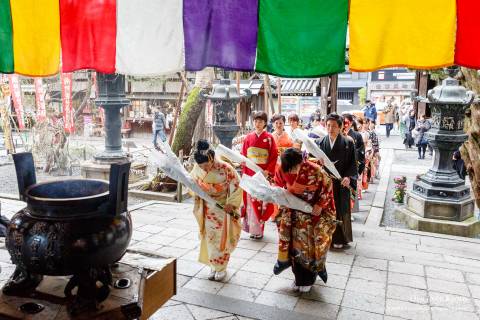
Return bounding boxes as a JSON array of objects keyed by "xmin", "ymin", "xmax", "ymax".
[
  {"xmin": 179, "ymin": 72, "xmax": 192, "ymax": 93},
  {"xmin": 169, "ymin": 75, "xmax": 186, "ymax": 146}
]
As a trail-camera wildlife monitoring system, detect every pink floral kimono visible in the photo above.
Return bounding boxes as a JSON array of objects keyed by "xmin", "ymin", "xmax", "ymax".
[{"xmin": 190, "ymin": 160, "xmax": 242, "ymax": 272}]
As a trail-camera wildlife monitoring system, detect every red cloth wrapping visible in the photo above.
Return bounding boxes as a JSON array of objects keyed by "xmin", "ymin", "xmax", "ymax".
[
  {"xmin": 455, "ymin": 0, "xmax": 480, "ymax": 69},
  {"xmin": 60, "ymin": 0, "xmax": 116, "ymax": 73}
]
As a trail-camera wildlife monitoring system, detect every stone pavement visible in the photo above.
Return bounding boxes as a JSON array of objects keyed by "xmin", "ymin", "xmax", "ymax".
[{"xmin": 2, "ymin": 138, "xmax": 480, "ymax": 319}]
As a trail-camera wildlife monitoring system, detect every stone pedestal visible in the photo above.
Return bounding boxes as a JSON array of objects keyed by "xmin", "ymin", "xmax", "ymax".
[
  {"xmin": 397, "ymin": 71, "xmax": 479, "ymax": 237},
  {"xmin": 395, "ymin": 206, "xmax": 480, "ymax": 237},
  {"xmin": 81, "ymin": 160, "xmax": 146, "ymax": 183}
]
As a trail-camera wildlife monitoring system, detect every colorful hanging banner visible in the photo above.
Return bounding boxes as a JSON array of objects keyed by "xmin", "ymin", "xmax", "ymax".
[
  {"xmin": 116, "ymin": 0, "xmax": 184, "ymax": 76},
  {"xmin": 455, "ymin": 0, "xmax": 480, "ymax": 69},
  {"xmin": 7, "ymin": 74, "xmax": 25, "ymax": 130},
  {"xmin": 0, "ymin": 0, "xmax": 14, "ymax": 73},
  {"xmin": 61, "ymin": 73, "xmax": 74, "ymax": 133},
  {"xmin": 4, "ymin": 1, "xmax": 480, "ymax": 76},
  {"xmin": 183, "ymin": 0, "xmax": 258, "ymax": 71},
  {"xmin": 34, "ymin": 78, "xmax": 47, "ymax": 122},
  {"xmin": 349, "ymin": 0, "xmax": 457, "ymax": 72},
  {"xmin": 255, "ymin": 0, "xmax": 348, "ymax": 77},
  {"xmin": 10, "ymin": 0, "xmax": 60, "ymax": 76},
  {"xmin": 60, "ymin": 0, "xmax": 116, "ymax": 73}
]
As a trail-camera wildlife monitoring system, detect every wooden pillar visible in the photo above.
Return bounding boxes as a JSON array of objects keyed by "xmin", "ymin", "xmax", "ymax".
[
  {"xmin": 277, "ymin": 78, "xmax": 282, "ymax": 114},
  {"xmin": 415, "ymin": 70, "xmax": 429, "ymax": 118},
  {"xmin": 329, "ymin": 74, "xmax": 338, "ymax": 114},
  {"xmin": 263, "ymin": 77, "xmax": 269, "ymax": 114},
  {"xmin": 236, "ymin": 72, "xmax": 241, "ymax": 126},
  {"xmin": 320, "ymin": 77, "xmax": 330, "ymax": 116}
]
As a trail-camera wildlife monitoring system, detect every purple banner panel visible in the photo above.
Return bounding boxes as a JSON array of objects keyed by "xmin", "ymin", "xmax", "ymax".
[{"xmin": 183, "ymin": 0, "xmax": 258, "ymax": 71}]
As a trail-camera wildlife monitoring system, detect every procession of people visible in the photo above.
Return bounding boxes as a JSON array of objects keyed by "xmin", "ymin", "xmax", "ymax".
[{"xmin": 182, "ymin": 109, "xmax": 385, "ymax": 293}]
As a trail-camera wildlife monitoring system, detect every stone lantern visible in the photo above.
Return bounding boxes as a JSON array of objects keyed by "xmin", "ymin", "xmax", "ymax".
[
  {"xmin": 397, "ymin": 69, "xmax": 479, "ymax": 236},
  {"xmin": 94, "ymin": 73, "xmax": 130, "ymax": 161},
  {"xmin": 81, "ymin": 73, "xmax": 146, "ymax": 181},
  {"xmin": 201, "ymin": 79, "xmax": 251, "ymax": 148}
]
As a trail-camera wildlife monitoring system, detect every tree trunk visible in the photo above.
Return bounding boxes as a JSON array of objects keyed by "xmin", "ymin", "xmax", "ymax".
[
  {"xmin": 171, "ymin": 68, "xmax": 215, "ymax": 156},
  {"xmin": 460, "ymin": 68, "xmax": 480, "ymax": 208},
  {"xmin": 74, "ymin": 71, "xmax": 93, "ymax": 120}
]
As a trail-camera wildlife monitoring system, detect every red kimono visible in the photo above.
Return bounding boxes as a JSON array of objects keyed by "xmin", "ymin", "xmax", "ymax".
[{"xmin": 241, "ymin": 130, "xmax": 278, "ymax": 236}]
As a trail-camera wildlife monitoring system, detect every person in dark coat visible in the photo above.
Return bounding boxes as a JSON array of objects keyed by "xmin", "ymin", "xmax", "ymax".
[
  {"xmin": 453, "ymin": 150, "xmax": 467, "ymax": 180},
  {"xmin": 343, "ymin": 113, "xmax": 365, "ymax": 214},
  {"xmin": 343, "ymin": 113, "xmax": 365, "ymax": 176},
  {"xmin": 316, "ymin": 113, "xmax": 357, "ymax": 249}
]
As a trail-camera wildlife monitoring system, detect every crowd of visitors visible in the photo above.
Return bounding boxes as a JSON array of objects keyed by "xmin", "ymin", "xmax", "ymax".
[
  {"xmin": 187, "ymin": 109, "xmax": 383, "ymax": 293},
  {"xmin": 153, "ymin": 97, "xmax": 464, "ymax": 293}
]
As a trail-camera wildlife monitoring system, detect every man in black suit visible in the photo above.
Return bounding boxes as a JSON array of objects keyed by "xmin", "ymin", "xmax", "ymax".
[{"xmin": 317, "ymin": 113, "xmax": 357, "ymax": 249}]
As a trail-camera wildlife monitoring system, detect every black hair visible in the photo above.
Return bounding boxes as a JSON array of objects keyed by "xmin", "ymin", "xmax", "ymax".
[
  {"xmin": 343, "ymin": 113, "xmax": 354, "ymax": 123},
  {"xmin": 194, "ymin": 139, "xmax": 215, "ymax": 164},
  {"xmin": 253, "ymin": 111, "xmax": 268, "ymax": 123},
  {"xmin": 312, "ymin": 114, "xmax": 322, "ymax": 122},
  {"xmin": 454, "ymin": 150, "xmax": 461, "ymax": 160},
  {"xmin": 281, "ymin": 148, "xmax": 303, "ymax": 173},
  {"xmin": 342, "ymin": 113, "xmax": 358, "ymax": 131},
  {"xmin": 271, "ymin": 114, "xmax": 286, "ymax": 123},
  {"xmin": 326, "ymin": 113, "xmax": 343, "ymax": 127}
]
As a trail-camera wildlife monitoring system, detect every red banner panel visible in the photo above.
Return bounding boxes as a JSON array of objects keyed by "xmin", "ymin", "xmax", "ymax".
[
  {"xmin": 60, "ymin": 0, "xmax": 116, "ymax": 73},
  {"xmin": 455, "ymin": 0, "xmax": 480, "ymax": 69}
]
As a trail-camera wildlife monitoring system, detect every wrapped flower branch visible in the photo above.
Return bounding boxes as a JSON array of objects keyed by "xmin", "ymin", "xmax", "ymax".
[
  {"xmin": 240, "ymin": 172, "xmax": 314, "ymax": 213},
  {"xmin": 215, "ymin": 144, "xmax": 263, "ymax": 174},
  {"xmin": 149, "ymin": 141, "xmax": 228, "ymax": 214},
  {"xmin": 291, "ymin": 128, "xmax": 341, "ymax": 180},
  {"xmin": 292, "ymin": 128, "xmax": 357, "ymax": 201}
]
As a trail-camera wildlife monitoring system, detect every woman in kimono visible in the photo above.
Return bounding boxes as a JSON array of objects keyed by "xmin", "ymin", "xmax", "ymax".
[
  {"xmin": 287, "ymin": 113, "xmax": 303, "ymax": 149},
  {"xmin": 190, "ymin": 140, "xmax": 242, "ymax": 281},
  {"xmin": 357, "ymin": 118, "xmax": 370, "ymax": 196},
  {"xmin": 271, "ymin": 114, "xmax": 294, "ymax": 220},
  {"xmin": 271, "ymin": 114, "xmax": 294, "ymax": 156},
  {"xmin": 241, "ymin": 111, "xmax": 278, "ymax": 239},
  {"xmin": 367, "ymin": 119, "xmax": 381, "ymax": 181},
  {"xmin": 316, "ymin": 113, "xmax": 357, "ymax": 249},
  {"xmin": 274, "ymin": 148, "xmax": 337, "ymax": 293}
]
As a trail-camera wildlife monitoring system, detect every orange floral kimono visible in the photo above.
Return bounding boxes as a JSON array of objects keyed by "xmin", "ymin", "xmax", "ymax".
[
  {"xmin": 190, "ymin": 160, "xmax": 242, "ymax": 272},
  {"xmin": 272, "ymin": 131, "xmax": 294, "ymax": 157},
  {"xmin": 274, "ymin": 161, "xmax": 337, "ymax": 275}
]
